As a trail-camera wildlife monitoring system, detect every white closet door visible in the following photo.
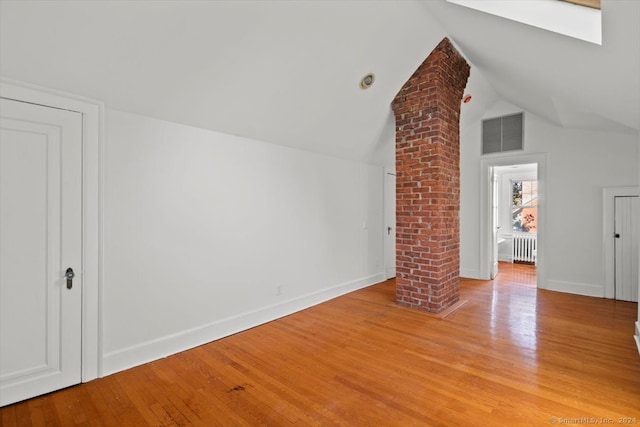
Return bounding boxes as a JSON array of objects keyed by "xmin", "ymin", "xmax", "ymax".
[
  {"xmin": 384, "ymin": 171, "xmax": 396, "ymax": 279},
  {"xmin": 0, "ymin": 98, "xmax": 83, "ymax": 406},
  {"xmin": 614, "ymin": 196, "xmax": 639, "ymax": 302}
]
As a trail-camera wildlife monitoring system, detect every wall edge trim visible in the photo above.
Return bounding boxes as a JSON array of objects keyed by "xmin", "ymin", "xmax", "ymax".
[
  {"xmin": 460, "ymin": 268, "xmax": 481, "ymax": 279},
  {"xmin": 543, "ymin": 279, "xmax": 604, "ymax": 298},
  {"xmin": 101, "ymin": 273, "xmax": 385, "ymax": 376}
]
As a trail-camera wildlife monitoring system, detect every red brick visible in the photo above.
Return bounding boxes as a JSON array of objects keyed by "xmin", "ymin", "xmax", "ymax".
[{"xmin": 392, "ymin": 38, "xmax": 469, "ymax": 314}]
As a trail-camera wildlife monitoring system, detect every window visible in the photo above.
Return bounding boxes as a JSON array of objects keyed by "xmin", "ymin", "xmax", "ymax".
[
  {"xmin": 512, "ymin": 180, "xmax": 537, "ymax": 232},
  {"xmin": 560, "ymin": 0, "xmax": 600, "ymax": 10},
  {"xmin": 447, "ymin": 0, "xmax": 601, "ymax": 45}
]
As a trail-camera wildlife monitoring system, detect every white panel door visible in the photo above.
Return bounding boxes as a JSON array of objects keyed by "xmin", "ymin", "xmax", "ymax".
[
  {"xmin": 0, "ymin": 98, "xmax": 82, "ymax": 406},
  {"xmin": 384, "ymin": 172, "xmax": 396, "ymax": 279},
  {"xmin": 614, "ymin": 196, "xmax": 639, "ymax": 302}
]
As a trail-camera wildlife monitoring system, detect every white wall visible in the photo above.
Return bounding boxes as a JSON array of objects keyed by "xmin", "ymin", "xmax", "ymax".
[
  {"xmin": 102, "ymin": 109, "xmax": 384, "ymax": 375},
  {"xmin": 636, "ymin": 132, "xmax": 640, "ymax": 355},
  {"xmin": 460, "ymin": 99, "xmax": 639, "ymax": 297},
  {"xmin": 367, "ymin": 109, "xmax": 396, "ymax": 169}
]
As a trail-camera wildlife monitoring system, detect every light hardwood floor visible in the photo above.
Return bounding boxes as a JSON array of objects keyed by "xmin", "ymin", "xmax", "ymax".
[{"xmin": 2, "ymin": 263, "xmax": 639, "ymax": 426}]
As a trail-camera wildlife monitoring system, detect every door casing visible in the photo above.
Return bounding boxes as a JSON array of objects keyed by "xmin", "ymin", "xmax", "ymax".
[
  {"xmin": 1, "ymin": 78, "xmax": 103, "ymax": 381},
  {"xmin": 480, "ymin": 153, "xmax": 546, "ymax": 288}
]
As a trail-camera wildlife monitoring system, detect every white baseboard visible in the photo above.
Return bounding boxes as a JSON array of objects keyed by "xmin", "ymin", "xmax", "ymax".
[
  {"xmin": 543, "ymin": 280, "xmax": 604, "ymax": 298},
  {"xmin": 101, "ymin": 273, "xmax": 385, "ymax": 376},
  {"xmin": 460, "ymin": 268, "xmax": 481, "ymax": 279},
  {"xmin": 385, "ymin": 268, "xmax": 396, "ymax": 280}
]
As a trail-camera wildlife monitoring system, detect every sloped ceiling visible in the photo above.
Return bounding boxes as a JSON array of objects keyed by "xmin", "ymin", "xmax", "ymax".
[
  {"xmin": 1, "ymin": 0, "xmax": 638, "ymax": 162},
  {"xmin": 0, "ymin": 0, "xmax": 447, "ymax": 160},
  {"xmin": 423, "ymin": 0, "xmax": 640, "ymax": 133}
]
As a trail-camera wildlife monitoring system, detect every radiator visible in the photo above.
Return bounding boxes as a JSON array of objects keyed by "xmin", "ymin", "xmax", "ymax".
[{"xmin": 512, "ymin": 232, "xmax": 537, "ymax": 263}]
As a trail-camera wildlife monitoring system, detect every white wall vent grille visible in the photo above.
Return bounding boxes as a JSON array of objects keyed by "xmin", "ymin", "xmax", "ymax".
[{"xmin": 482, "ymin": 112, "xmax": 523, "ymax": 155}]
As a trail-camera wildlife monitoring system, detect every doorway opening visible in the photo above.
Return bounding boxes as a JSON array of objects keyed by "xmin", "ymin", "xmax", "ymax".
[
  {"xmin": 492, "ymin": 164, "xmax": 538, "ymax": 279},
  {"xmin": 480, "ymin": 154, "xmax": 546, "ymax": 288}
]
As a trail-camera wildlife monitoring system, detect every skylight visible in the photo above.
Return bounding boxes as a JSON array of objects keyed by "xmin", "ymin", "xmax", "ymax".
[
  {"xmin": 447, "ymin": 0, "xmax": 602, "ymax": 45},
  {"xmin": 561, "ymin": 0, "xmax": 600, "ymax": 10}
]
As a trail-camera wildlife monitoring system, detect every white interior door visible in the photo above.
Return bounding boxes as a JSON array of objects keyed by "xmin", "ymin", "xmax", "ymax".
[
  {"xmin": 0, "ymin": 98, "xmax": 83, "ymax": 406},
  {"xmin": 490, "ymin": 170, "xmax": 499, "ymax": 279},
  {"xmin": 614, "ymin": 196, "xmax": 639, "ymax": 302},
  {"xmin": 384, "ymin": 171, "xmax": 396, "ymax": 279}
]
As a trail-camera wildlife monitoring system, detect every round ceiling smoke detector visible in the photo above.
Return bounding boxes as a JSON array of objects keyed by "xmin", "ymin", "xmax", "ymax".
[{"xmin": 360, "ymin": 73, "xmax": 375, "ymax": 89}]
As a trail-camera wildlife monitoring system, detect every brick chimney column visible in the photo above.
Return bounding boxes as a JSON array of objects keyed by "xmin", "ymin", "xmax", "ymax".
[{"xmin": 391, "ymin": 38, "xmax": 470, "ymax": 313}]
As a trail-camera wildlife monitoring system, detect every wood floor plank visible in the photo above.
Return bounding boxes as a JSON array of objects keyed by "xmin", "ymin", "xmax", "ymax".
[
  {"xmin": 1, "ymin": 263, "xmax": 639, "ymax": 425},
  {"xmin": 0, "ymin": 405, "xmax": 18, "ymax": 427},
  {"xmin": 76, "ymin": 380, "xmax": 120, "ymax": 426},
  {"xmin": 29, "ymin": 396, "xmax": 60, "ymax": 427}
]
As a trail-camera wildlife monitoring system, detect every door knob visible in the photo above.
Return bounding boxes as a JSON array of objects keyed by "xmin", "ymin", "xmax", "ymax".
[
  {"xmin": 65, "ymin": 268, "xmax": 75, "ymax": 289},
  {"xmin": 388, "ymin": 226, "xmax": 392, "ymax": 235}
]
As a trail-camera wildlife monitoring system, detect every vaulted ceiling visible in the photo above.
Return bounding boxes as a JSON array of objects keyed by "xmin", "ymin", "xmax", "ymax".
[
  {"xmin": 426, "ymin": 0, "xmax": 639, "ymax": 134},
  {"xmin": 1, "ymin": 0, "xmax": 638, "ymax": 161}
]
